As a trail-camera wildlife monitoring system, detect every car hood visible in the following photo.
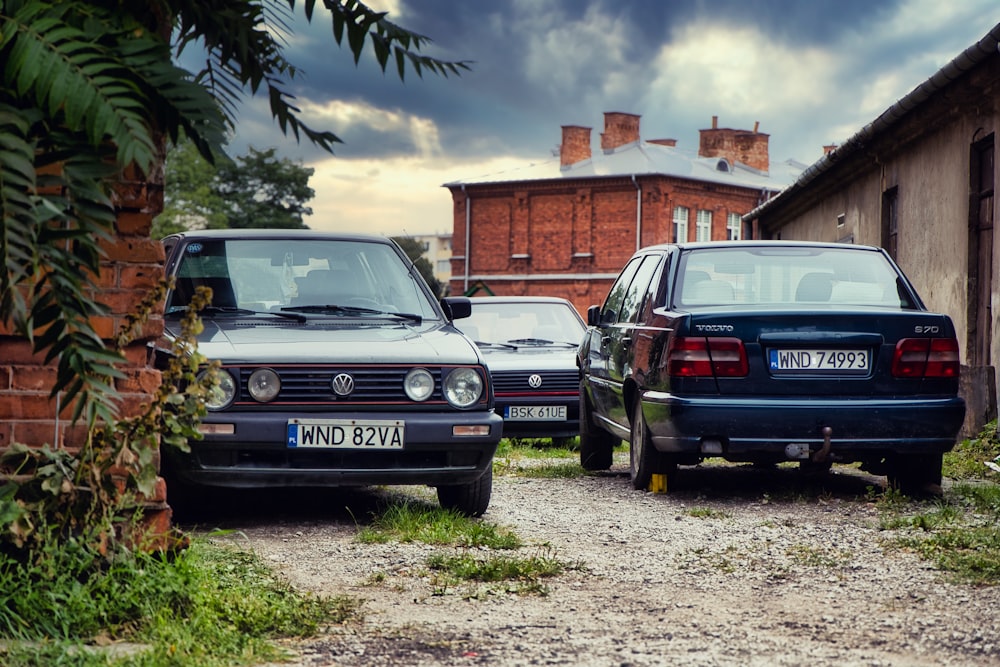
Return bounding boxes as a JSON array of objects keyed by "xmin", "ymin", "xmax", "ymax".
[
  {"xmin": 163, "ymin": 316, "xmax": 482, "ymax": 365},
  {"xmin": 475, "ymin": 345, "xmax": 579, "ymax": 371}
]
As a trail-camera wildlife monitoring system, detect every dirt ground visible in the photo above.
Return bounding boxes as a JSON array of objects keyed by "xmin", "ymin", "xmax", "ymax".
[{"xmin": 187, "ymin": 460, "xmax": 1000, "ymax": 667}]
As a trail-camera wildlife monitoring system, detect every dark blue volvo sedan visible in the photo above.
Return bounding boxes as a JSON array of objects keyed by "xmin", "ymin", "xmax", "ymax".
[
  {"xmin": 577, "ymin": 241, "xmax": 966, "ymax": 495},
  {"xmin": 157, "ymin": 230, "xmax": 502, "ymax": 516}
]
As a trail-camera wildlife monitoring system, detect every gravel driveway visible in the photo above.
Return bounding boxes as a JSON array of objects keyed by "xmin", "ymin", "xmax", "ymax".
[{"xmin": 196, "ymin": 460, "xmax": 1000, "ymax": 667}]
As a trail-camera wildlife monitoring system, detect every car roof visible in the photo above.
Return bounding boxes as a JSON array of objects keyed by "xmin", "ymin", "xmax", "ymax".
[
  {"xmin": 635, "ymin": 240, "xmax": 884, "ymax": 254},
  {"xmin": 469, "ymin": 296, "xmax": 576, "ymax": 305},
  {"xmin": 161, "ymin": 229, "xmax": 395, "ymax": 244}
]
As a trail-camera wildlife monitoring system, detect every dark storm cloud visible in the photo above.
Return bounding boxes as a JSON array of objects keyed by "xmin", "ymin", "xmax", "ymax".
[
  {"xmin": 250, "ymin": 0, "xmax": 917, "ymax": 163},
  {"xmin": 227, "ymin": 0, "xmax": 998, "ymax": 184},
  {"xmin": 210, "ymin": 0, "xmax": 1000, "ymax": 235}
]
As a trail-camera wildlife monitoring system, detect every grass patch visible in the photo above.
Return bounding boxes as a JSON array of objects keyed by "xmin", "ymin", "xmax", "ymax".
[
  {"xmin": 879, "ymin": 482, "xmax": 1000, "ymax": 585},
  {"xmin": 427, "ymin": 548, "xmax": 576, "ymax": 597},
  {"xmin": 356, "ymin": 494, "xmax": 578, "ymax": 599},
  {"xmin": 0, "ymin": 538, "xmax": 359, "ymax": 666},
  {"xmin": 785, "ymin": 544, "xmax": 853, "ymax": 568},
  {"xmin": 356, "ymin": 500, "xmax": 521, "ymax": 549},
  {"xmin": 495, "ymin": 438, "xmax": 577, "ymax": 460},
  {"xmin": 683, "ymin": 507, "xmax": 730, "ymax": 519},
  {"xmin": 944, "ymin": 419, "xmax": 1000, "ymax": 480},
  {"xmin": 493, "ymin": 438, "xmax": 589, "ymax": 478},
  {"xmin": 494, "ymin": 459, "xmax": 587, "ymax": 478}
]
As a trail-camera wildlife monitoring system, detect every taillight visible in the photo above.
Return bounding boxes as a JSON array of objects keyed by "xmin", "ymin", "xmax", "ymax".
[
  {"xmin": 891, "ymin": 338, "xmax": 960, "ymax": 378},
  {"xmin": 667, "ymin": 337, "xmax": 748, "ymax": 377}
]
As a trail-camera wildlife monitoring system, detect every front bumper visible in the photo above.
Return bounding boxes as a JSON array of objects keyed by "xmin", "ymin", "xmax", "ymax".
[
  {"xmin": 495, "ymin": 395, "xmax": 580, "ymax": 439},
  {"xmin": 164, "ymin": 409, "xmax": 503, "ymax": 488},
  {"xmin": 640, "ymin": 391, "xmax": 966, "ymax": 459}
]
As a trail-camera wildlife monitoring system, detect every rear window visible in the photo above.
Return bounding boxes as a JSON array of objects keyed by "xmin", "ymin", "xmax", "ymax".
[{"xmin": 674, "ymin": 246, "xmax": 917, "ymax": 310}]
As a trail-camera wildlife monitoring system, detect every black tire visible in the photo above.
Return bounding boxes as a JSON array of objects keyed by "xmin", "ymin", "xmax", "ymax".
[
  {"xmin": 437, "ymin": 465, "xmax": 493, "ymax": 517},
  {"xmin": 629, "ymin": 395, "xmax": 674, "ymax": 490},
  {"xmin": 579, "ymin": 382, "xmax": 617, "ymax": 470},
  {"xmin": 886, "ymin": 453, "xmax": 943, "ymax": 498}
]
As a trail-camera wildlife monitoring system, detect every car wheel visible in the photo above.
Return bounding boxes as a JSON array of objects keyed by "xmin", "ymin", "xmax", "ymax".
[
  {"xmin": 437, "ymin": 465, "xmax": 493, "ymax": 517},
  {"xmin": 629, "ymin": 395, "xmax": 673, "ymax": 491},
  {"xmin": 579, "ymin": 382, "xmax": 617, "ymax": 470},
  {"xmin": 886, "ymin": 453, "xmax": 943, "ymax": 497}
]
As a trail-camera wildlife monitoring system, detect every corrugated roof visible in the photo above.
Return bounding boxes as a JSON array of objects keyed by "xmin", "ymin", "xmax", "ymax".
[
  {"xmin": 746, "ymin": 21, "xmax": 1000, "ymax": 222},
  {"xmin": 444, "ymin": 140, "xmax": 807, "ymax": 191}
]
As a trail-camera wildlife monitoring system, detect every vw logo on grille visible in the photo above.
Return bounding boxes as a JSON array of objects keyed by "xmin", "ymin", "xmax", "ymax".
[
  {"xmin": 528, "ymin": 374, "xmax": 543, "ymax": 389},
  {"xmin": 331, "ymin": 373, "xmax": 355, "ymax": 396}
]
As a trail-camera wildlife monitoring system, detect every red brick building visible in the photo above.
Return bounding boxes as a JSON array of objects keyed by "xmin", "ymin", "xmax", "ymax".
[{"xmin": 446, "ymin": 112, "xmax": 805, "ymax": 315}]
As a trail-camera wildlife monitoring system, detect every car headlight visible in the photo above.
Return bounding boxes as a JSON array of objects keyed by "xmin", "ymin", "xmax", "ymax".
[
  {"xmin": 248, "ymin": 368, "xmax": 281, "ymax": 402},
  {"xmin": 443, "ymin": 367, "xmax": 483, "ymax": 408},
  {"xmin": 201, "ymin": 368, "xmax": 236, "ymax": 411},
  {"xmin": 404, "ymin": 368, "xmax": 435, "ymax": 401}
]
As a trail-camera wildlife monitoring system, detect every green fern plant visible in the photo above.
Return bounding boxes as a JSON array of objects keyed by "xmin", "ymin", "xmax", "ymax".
[
  {"xmin": 0, "ymin": 0, "xmax": 469, "ymax": 428},
  {"xmin": 0, "ymin": 281, "xmax": 216, "ymax": 556}
]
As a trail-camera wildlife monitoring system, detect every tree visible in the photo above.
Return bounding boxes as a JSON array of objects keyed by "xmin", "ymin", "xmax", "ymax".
[
  {"xmin": 216, "ymin": 147, "xmax": 314, "ymax": 229},
  {"xmin": 153, "ymin": 139, "xmax": 229, "ymax": 237},
  {"xmin": 393, "ymin": 236, "xmax": 443, "ymax": 298},
  {"xmin": 0, "ymin": 0, "xmax": 469, "ymax": 426},
  {"xmin": 153, "ymin": 142, "xmax": 315, "ymax": 237}
]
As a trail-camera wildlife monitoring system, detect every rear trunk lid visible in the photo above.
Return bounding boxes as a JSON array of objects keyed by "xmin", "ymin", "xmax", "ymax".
[{"xmin": 673, "ymin": 308, "xmax": 959, "ymax": 398}]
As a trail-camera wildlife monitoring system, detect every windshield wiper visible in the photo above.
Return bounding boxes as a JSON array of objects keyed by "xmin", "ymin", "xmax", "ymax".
[
  {"xmin": 472, "ymin": 340, "xmax": 519, "ymax": 349},
  {"xmin": 167, "ymin": 305, "xmax": 307, "ymax": 323},
  {"xmin": 281, "ymin": 304, "xmax": 422, "ymax": 323},
  {"xmin": 505, "ymin": 337, "xmax": 575, "ymax": 347}
]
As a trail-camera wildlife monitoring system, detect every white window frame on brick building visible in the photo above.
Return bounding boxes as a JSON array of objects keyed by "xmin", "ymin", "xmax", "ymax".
[
  {"xmin": 727, "ymin": 212, "xmax": 742, "ymax": 240},
  {"xmin": 673, "ymin": 206, "xmax": 689, "ymax": 243},
  {"xmin": 696, "ymin": 210, "xmax": 712, "ymax": 242}
]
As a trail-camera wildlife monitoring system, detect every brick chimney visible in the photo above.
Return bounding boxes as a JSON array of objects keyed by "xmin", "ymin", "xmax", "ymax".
[
  {"xmin": 600, "ymin": 112, "xmax": 640, "ymax": 151},
  {"xmin": 698, "ymin": 116, "xmax": 770, "ymax": 172},
  {"xmin": 648, "ymin": 138, "xmax": 677, "ymax": 147},
  {"xmin": 823, "ymin": 144, "xmax": 838, "ymax": 155},
  {"xmin": 560, "ymin": 125, "xmax": 592, "ymax": 166}
]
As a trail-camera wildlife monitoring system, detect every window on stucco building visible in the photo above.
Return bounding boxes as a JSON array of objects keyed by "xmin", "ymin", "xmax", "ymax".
[
  {"xmin": 673, "ymin": 206, "xmax": 689, "ymax": 243},
  {"xmin": 726, "ymin": 212, "xmax": 741, "ymax": 240},
  {"xmin": 696, "ymin": 210, "xmax": 712, "ymax": 242}
]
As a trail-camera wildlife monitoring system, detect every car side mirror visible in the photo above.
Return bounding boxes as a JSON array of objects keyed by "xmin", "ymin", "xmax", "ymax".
[
  {"xmin": 441, "ymin": 296, "xmax": 472, "ymax": 320},
  {"xmin": 587, "ymin": 305, "xmax": 602, "ymax": 327}
]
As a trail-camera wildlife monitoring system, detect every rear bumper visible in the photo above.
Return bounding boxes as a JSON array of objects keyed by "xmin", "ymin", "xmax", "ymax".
[
  {"xmin": 164, "ymin": 409, "xmax": 502, "ymax": 489},
  {"xmin": 641, "ymin": 391, "xmax": 966, "ymax": 458}
]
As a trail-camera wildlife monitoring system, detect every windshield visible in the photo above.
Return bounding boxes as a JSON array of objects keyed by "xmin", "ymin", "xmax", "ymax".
[
  {"xmin": 455, "ymin": 300, "xmax": 586, "ymax": 345},
  {"xmin": 674, "ymin": 246, "xmax": 917, "ymax": 310},
  {"xmin": 165, "ymin": 238, "xmax": 440, "ymax": 319}
]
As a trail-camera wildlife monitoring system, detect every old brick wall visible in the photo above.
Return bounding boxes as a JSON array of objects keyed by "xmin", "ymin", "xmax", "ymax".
[{"xmin": 0, "ymin": 165, "xmax": 164, "ymax": 462}]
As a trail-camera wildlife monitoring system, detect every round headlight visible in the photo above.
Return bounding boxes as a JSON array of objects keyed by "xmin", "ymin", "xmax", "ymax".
[
  {"xmin": 443, "ymin": 367, "xmax": 483, "ymax": 408},
  {"xmin": 404, "ymin": 368, "xmax": 435, "ymax": 401},
  {"xmin": 200, "ymin": 368, "xmax": 236, "ymax": 411},
  {"xmin": 248, "ymin": 368, "xmax": 281, "ymax": 402}
]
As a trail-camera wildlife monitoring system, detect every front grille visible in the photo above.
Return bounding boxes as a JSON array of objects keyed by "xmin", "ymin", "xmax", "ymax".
[
  {"xmin": 231, "ymin": 365, "xmax": 472, "ymax": 404},
  {"xmin": 490, "ymin": 369, "xmax": 578, "ymax": 394}
]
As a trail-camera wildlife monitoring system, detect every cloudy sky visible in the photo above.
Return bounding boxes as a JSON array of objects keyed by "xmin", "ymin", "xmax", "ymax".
[{"xmin": 213, "ymin": 0, "xmax": 1000, "ymax": 237}]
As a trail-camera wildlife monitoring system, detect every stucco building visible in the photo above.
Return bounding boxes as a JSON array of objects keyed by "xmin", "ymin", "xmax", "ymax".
[
  {"xmin": 445, "ymin": 112, "xmax": 806, "ymax": 315},
  {"xmin": 746, "ymin": 22, "xmax": 1000, "ymax": 437},
  {"xmin": 409, "ymin": 231, "xmax": 453, "ymax": 289}
]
